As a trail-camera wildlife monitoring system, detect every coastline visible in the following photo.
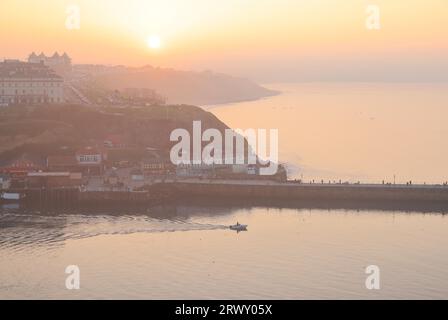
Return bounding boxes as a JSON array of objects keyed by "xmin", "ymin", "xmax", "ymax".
[{"xmin": 201, "ymin": 87, "xmax": 281, "ymax": 110}]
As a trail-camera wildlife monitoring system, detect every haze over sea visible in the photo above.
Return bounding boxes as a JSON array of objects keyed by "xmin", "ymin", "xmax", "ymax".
[
  {"xmin": 211, "ymin": 83, "xmax": 448, "ymax": 184},
  {"xmin": 1, "ymin": 83, "xmax": 448, "ymax": 299}
]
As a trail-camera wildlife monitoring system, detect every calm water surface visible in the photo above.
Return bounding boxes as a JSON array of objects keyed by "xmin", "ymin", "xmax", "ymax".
[
  {"xmin": 1, "ymin": 205, "xmax": 448, "ymax": 299},
  {"xmin": 211, "ymin": 83, "xmax": 448, "ymax": 184},
  {"xmin": 1, "ymin": 83, "xmax": 448, "ymax": 299}
]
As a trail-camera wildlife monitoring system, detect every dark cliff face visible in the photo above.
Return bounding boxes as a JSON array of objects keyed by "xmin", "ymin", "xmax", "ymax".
[{"xmin": 0, "ymin": 104, "xmax": 233, "ymax": 164}]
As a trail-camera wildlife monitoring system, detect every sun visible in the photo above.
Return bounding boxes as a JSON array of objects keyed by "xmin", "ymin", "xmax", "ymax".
[{"xmin": 147, "ymin": 35, "xmax": 161, "ymax": 49}]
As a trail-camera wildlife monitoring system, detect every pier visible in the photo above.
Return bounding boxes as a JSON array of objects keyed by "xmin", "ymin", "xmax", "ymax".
[
  {"xmin": 3, "ymin": 180, "xmax": 448, "ymax": 209},
  {"xmin": 5, "ymin": 185, "xmax": 171, "ymax": 206},
  {"xmin": 160, "ymin": 179, "xmax": 448, "ymax": 203}
]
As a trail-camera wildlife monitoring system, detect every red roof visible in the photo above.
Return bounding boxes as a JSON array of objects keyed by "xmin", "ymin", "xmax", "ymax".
[
  {"xmin": 0, "ymin": 159, "xmax": 42, "ymax": 174},
  {"xmin": 10, "ymin": 159, "xmax": 41, "ymax": 169},
  {"xmin": 104, "ymin": 134, "xmax": 127, "ymax": 146},
  {"xmin": 47, "ymin": 155, "xmax": 77, "ymax": 167}
]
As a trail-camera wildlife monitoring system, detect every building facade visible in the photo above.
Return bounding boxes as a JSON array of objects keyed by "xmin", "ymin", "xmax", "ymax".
[
  {"xmin": 0, "ymin": 60, "xmax": 64, "ymax": 106},
  {"xmin": 75, "ymin": 147, "xmax": 107, "ymax": 176},
  {"xmin": 141, "ymin": 156, "xmax": 174, "ymax": 175},
  {"xmin": 28, "ymin": 52, "xmax": 72, "ymax": 76},
  {"xmin": 26, "ymin": 172, "xmax": 82, "ymax": 188}
]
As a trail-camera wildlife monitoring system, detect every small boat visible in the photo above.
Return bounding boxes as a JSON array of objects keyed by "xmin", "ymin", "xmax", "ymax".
[{"xmin": 229, "ymin": 222, "xmax": 248, "ymax": 231}]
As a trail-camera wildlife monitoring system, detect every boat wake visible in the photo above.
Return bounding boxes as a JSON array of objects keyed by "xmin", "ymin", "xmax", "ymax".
[
  {"xmin": 0, "ymin": 213, "xmax": 230, "ymax": 250},
  {"xmin": 65, "ymin": 216, "xmax": 230, "ymax": 240}
]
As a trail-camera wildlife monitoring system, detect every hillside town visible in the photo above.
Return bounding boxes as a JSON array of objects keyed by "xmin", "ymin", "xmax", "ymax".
[
  {"xmin": 0, "ymin": 53, "xmax": 287, "ymax": 201},
  {"xmin": 0, "ymin": 140, "xmax": 286, "ymax": 194},
  {"xmin": 0, "ymin": 52, "xmax": 166, "ymax": 107}
]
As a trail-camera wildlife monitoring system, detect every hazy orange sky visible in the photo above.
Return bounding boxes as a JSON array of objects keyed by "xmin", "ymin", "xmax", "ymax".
[{"xmin": 0, "ymin": 0, "xmax": 447, "ymax": 81}]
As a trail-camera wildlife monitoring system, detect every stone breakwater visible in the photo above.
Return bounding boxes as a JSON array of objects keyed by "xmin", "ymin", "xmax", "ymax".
[
  {"xmin": 6, "ymin": 180, "xmax": 448, "ymax": 208},
  {"xmin": 165, "ymin": 180, "xmax": 448, "ymax": 203}
]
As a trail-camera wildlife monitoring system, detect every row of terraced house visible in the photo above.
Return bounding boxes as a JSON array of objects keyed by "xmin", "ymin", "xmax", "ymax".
[{"xmin": 0, "ymin": 52, "xmax": 71, "ymax": 106}]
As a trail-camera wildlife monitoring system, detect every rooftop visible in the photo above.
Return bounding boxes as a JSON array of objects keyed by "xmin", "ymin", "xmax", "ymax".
[
  {"xmin": 28, "ymin": 172, "xmax": 71, "ymax": 177},
  {"xmin": 76, "ymin": 147, "xmax": 104, "ymax": 156},
  {"xmin": 0, "ymin": 60, "xmax": 62, "ymax": 80},
  {"xmin": 29, "ymin": 52, "xmax": 71, "ymax": 61},
  {"xmin": 47, "ymin": 155, "xmax": 78, "ymax": 167}
]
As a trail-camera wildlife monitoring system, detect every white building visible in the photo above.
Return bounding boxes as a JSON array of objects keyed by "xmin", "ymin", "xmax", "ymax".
[
  {"xmin": 28, "ymin": 52, "xmax": 72, "ymax": 76},
  {"xmin": 0, "ymin": 60, "xmax": 64, "ymax": 106},
  {"xmin": 75, "ymin": 147, "xmax": 106, "ymax": 176}
]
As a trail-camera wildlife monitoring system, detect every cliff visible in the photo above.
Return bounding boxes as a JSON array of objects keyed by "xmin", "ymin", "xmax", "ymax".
[{"xmin": 73, "ymin": 64, "xmax": 279, "ymax": 105}]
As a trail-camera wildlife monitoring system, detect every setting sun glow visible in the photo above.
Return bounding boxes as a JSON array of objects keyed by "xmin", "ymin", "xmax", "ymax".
[
  {"xmin": 147, "ymin": 35, "xmax": 161, "ymax": 49},
  {"xmin": 0, "ymin": 0, "xmax": 447, "ymax": 79}
]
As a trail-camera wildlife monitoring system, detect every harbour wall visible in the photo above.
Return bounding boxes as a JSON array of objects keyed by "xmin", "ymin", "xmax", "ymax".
[
  {"xmin": 167, "ymin": 181, "xmax": 448, "ymax": 203},
  {"xmin": 6, "ymin": 181, "xmax": 448, "ymax": 207},
  {"xmin": 8, "ymin": 188, "xmax": 168, "ymax": 206}
]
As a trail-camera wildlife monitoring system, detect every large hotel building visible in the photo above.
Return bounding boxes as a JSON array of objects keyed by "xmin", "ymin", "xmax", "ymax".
[{"xmin": 0, "ymin": 52, "xmax": 70, "ymax": 106}]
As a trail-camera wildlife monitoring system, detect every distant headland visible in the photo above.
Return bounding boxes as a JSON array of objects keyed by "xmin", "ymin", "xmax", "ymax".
[
  {"xmin": 1, "ymin": 52, "xmax": 279, "ymax": 108},
  {"xmin": 72, "ymin": 64, "xmax": 280, "ymax": 106}
]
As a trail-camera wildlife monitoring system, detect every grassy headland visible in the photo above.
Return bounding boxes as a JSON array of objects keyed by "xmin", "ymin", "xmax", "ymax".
[{"xmin": 0, "ymin": 104, "xmax": 229, "ymax": 165}]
